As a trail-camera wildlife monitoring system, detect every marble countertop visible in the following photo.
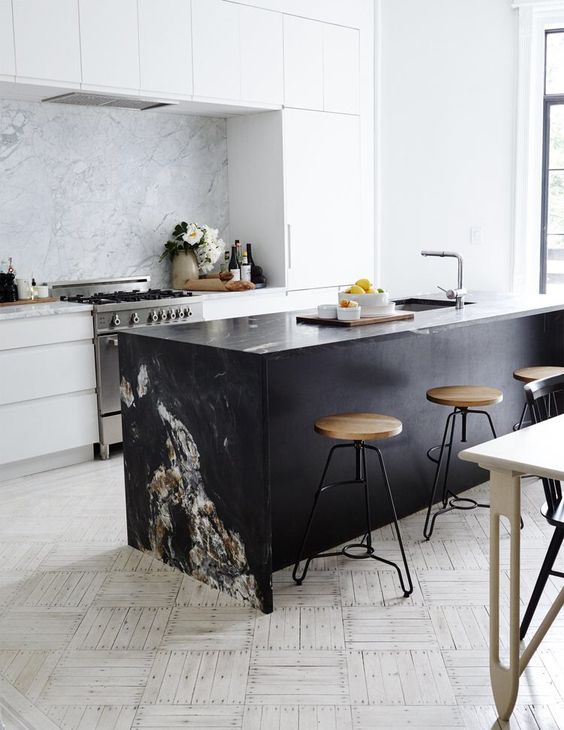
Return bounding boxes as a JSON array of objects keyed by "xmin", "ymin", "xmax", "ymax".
[
  {"xmin": 0, "ymin": 300, "xmax": 93, "ymax": 321},
  {"xmin": 119, "ymin": 291, "xmax": 564, "ymax": 357}
]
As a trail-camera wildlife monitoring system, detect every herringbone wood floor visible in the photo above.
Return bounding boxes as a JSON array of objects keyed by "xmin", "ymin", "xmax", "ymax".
[{"xmin": 0, "ymin": 455, "xmax": 563, "ymax": 729}]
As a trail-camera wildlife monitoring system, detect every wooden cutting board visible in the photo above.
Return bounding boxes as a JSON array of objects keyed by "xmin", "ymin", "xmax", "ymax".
[
  {"xmin": 297, "ymin": 312, "xmax": 415, "ymax": 327},
  {"xmin": 0, "ymin": 297, "xmax": 58, "ymax": 308}
]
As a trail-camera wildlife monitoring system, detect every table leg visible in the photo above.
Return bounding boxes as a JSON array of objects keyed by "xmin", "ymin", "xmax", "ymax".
[{"xmin": 489, "ymin": 469, "xmax": 521, "ymax": 721}]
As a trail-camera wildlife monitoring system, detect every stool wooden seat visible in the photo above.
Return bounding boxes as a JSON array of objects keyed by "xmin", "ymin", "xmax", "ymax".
[
  {"xmin": 426, "ymin": 385, "xmax": 503, "ymax": 409},
  {"xmin": 314, "ymin": 413, "xmax": 402, "ymax": 441},
  {"xmin": 513, "ymin": 366, "xmax": 564, "ymax": 384}
]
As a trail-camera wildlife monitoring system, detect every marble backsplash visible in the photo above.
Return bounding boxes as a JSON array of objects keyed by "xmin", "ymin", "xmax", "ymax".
[{"xmin": 0, "ymin": 100, "xmax": 229, "ymax": 289}]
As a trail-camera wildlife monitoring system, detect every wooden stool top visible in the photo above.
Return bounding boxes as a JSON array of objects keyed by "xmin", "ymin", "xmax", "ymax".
[
  {"xmin": 426, "ymin": 385, "xmax": 503, "ymax": 408},
  {"xmin": 513, "ymin": 366, "xmax": 564, "ymax": 384},
  {"xmin": 314, "ymin": 412, "xmax": 402, "ymax": 441}
]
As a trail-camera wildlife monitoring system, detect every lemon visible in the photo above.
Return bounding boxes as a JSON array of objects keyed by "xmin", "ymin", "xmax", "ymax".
[
  {"xmin": 355, "ymin": 278, "xmax": 372, "ymax": 292},
  {"xmin": 367, "ymin": 287, "xmax": 376, "ymax": 293},
  {"xmin": 349, "ymin": 284, "xmax": 365, "ymax": 294}
]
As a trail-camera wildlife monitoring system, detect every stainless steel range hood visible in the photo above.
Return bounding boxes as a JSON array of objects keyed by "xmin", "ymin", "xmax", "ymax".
[{"xmin": 42, "ymin": 91, "xmax": 178, "ymax": 111}]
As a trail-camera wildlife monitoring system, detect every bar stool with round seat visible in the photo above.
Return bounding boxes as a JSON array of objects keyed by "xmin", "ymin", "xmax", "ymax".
[
  {"xmin": 513, "ymin": 366, "xmax": 564, "ymax": 430},
  {"xmin": 423, "ymin": 385, "xmax": 503, "ymax": 540},
  {"xmin": 292, "ymin": 412, "xmax": 413, "ymax": 597}
]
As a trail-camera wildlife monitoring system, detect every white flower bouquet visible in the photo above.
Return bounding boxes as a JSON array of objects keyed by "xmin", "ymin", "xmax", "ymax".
[{"xmin": 160, "ymin": 221, "xmax": 224, "ymax": 275}]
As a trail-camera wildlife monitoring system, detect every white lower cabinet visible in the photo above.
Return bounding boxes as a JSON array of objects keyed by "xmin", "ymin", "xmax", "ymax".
[
  {"xmin": 0, "ymin": 311, "xmax": 98, "ymax": 479},
  {"xmin": 0, "ymin": 392, "xmax": 98, "ymax": 465}
]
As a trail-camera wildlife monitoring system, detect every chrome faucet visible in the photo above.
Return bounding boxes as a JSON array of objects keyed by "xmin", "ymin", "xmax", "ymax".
[{"xmin": 421, "ymin": 250, "xmax": 467, "ymax": 310}]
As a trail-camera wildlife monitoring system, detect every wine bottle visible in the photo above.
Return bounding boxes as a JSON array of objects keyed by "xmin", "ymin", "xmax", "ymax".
[
  {"xmin": 235, "ymin": 239, "xmax": 242, "ymax": 266},
  {"xmin": 240, "ymin": 251, "xmax": 252, "ymax": 282},
  {"xmin": 229, "ymin": 246, "xmax": 240, "ymax": 281}
]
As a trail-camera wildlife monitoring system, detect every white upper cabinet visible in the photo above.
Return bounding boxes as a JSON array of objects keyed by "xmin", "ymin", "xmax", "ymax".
[
  {"xmin": 240, "ymin": 5, "xmax": 283, "ymax": 106},
  {"xmin": 283, "ymin": 15, "xmax": 323, "ymax": 111},
  {"xmin": 13, "ymin": 0, "xmax": 81, "ymax": 85},
  {"xmin": 0, "ymin": 0, "xmax": 15, "ymax": 77},
  {"xmin": 192, "ymin": 0, "xmax": 240, "ymax": 100},
  {"xmin": 79, "ymin": 0, "xmax": 139, "ymax": 92},
  {"xmin": 138, "ymin": 0, "xmax": 192, "ymax": 97},
  {"xmin": 323, "ymin": 24, "xmax": 360, "ymax": 114}
]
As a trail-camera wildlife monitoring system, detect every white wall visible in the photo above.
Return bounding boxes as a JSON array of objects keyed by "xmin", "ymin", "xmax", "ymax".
[{"xmin": 379, "ymin": 0, "xmax": 517, "ymax": 297}]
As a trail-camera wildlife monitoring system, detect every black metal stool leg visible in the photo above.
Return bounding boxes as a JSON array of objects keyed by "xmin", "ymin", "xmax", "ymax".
[
  {"xmin": 292, "ymin": 443, "xmax": 349, "ymax": 585},
  {"xmin": 423, "ymin": 410, "xmax": 457, "ymax": 540},
  {"xmin": 366, "ymin": 444, "xmax": 414, "ymax": 597}
]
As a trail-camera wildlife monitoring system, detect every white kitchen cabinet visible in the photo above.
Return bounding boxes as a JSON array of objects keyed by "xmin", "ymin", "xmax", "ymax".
[
  {"xmin": 192, "ymin": 0, "xmax": 240, "ymax": 100},
  {"xmin": 284, "ymin": 109, "xmax": 364, "ymax": 290},
  {"xmin": 0, "ymin": 340, "xmax": 96, "ymax": 406},
  {"xmin": 0, "ymin": 391, "xmax": 98, "ymax": 465},
  {"xmin": 13, "ymin": 0, "xmax": 81, "ymax": 85},
  {"xmin": 240, "ymin": 5, "xmax": 283, "ymax": 106},
  {"xmin": 138, "ymin": 0, "xmax": 192, "ymax": 97},
  {"xmin": 0, "ymin": 0, "xmax": 15, "ymax": 78},
  {"xmin": 79, "ymin": 0, "xmax": 139, "ymax": 92},
  {"xmin": 283, "ymin": 15, "xmax": 323, "ymax": 111},
  {"xmin": 0, "ymin": 310, "xmax": 97, "ymax": 479},
  {"xmin": 323, "ymin": 24, "xmax": 360, "ymax": 114}
]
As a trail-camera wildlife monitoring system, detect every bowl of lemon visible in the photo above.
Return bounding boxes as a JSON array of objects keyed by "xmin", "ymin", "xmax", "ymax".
[{"xmin": 338, "ymin": 279, "xmax": 394, "ymax": 317}]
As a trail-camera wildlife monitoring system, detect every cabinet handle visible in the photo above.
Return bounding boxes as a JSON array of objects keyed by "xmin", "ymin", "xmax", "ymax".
[{"xmin": 287, "ymin": 224, "xmax": 292, "ymax": 269}]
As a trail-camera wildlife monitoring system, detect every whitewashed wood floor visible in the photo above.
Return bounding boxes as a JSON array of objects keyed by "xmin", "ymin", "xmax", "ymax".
[{"xmin": 0, "ymin": 456, "xmax": 563, "ymax": 730}]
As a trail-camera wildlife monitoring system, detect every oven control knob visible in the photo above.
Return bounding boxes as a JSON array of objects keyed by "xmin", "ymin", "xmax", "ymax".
[
  {"xmin": 150, "ymin": 310, "xmax": 159, "ymax": 323},
  {"xmin": 187, "ymin": 307, "xmax": 193, "ymax": 317},
  {"xmin": 169, "ymin": 309, "xmax": 177, "ymax": 320},
  {"xmin": 131, "ymin": 312, "xmax": 140, "ymax": 324},
  {"xmin": 177, "ymin": 308, "xmax": 186, "ymax": 320},
  {"xmin": 111, "ymin": 314, "xmax": 121, "ymax": 327},
  {"xmin": 160, "ymin": 309, "xmax": 168, "ymax": 321}
]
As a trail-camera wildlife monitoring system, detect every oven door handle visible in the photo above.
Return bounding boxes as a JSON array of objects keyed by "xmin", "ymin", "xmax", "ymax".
[{"xmin": 107, "ymin": 336, "xmax": 119, "ymax": 346}]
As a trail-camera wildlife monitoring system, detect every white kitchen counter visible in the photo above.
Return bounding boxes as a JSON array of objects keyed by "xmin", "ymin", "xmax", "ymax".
[
  {"xmin": 0, "ymin": 300, "xmax": 93, "ymax": 321},
  {"xmin": 187, "ymin": 286, "xmax": 286, "ymax": 302}
]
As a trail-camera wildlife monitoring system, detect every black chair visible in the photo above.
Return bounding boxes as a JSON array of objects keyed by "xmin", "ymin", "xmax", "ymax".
[{"xmin": 520, "ymin": 373, "xmax": 564, "ymax": 640}]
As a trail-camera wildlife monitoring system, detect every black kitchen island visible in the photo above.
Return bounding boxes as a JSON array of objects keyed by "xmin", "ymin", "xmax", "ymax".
[{"xmin": 119, "ymin": 293, "xmax": 564, "ymax": 612}]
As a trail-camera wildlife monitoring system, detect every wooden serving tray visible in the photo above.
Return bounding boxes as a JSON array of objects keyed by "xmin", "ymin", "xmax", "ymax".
[
  {"xmin": 297, "ymin": 312, "xmax": 415, "ymax": 327},
  {"xmin": 0, "ymin": 297, "xmax": 58, "ymax": 308}
]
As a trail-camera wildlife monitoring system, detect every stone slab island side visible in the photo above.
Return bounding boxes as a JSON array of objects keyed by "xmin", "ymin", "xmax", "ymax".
[{"xmin": 118, "ymin": 293, "xmax": 564, "ymax": 612}]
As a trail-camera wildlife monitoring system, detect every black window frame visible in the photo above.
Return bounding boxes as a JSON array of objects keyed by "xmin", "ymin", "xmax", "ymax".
[{"xmin": 540, "ymin": 29, "xmax": 564, "ymax": 293}]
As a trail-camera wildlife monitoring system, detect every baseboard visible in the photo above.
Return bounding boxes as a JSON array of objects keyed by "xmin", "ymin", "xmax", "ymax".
[{"xmin": 0, "ymin": 445, "xmax": 94, "ymax": 482}]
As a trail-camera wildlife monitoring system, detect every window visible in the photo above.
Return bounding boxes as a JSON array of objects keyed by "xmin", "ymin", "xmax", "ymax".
[{"xmin": 541, "ymin": 30, "xmax": 564, "ymax": 294}]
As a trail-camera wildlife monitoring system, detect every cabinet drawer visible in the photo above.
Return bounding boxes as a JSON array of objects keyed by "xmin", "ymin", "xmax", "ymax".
[
  {"xmin": 0, "ymin": 391, "xmax": 98, "ymax": 465},
  {"xmin": 0, "ymin": 312, "xmax": 93, "ymax": 351},
  {"xmin": 0, "ymin": 341, "xmax": 96, "ymax": 406}
]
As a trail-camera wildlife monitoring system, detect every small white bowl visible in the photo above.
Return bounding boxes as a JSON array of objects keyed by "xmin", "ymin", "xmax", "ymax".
[
  {"xmin": 337, "ymin": 306, "xmax": 361, "ymax": 321},
  {"xmin": 318, "ymin": 304, "xmax": 337, "ymax": 319}
]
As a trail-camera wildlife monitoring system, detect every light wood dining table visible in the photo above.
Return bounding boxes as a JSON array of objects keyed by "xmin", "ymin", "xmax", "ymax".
[{"xmin": 459, "ymin": 414, "xmax": 564, "ymax": 720}]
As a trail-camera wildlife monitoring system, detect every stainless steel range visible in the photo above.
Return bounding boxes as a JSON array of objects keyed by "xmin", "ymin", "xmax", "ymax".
[{"xmin": 50, "ymin": 276, "xmax": 203, "ymax": 459}]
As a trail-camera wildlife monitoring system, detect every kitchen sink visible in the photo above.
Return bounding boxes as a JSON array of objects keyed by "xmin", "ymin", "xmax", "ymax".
[{"xmin": 394, "ymin": 298, "xmax": 476, "ymax": 312}]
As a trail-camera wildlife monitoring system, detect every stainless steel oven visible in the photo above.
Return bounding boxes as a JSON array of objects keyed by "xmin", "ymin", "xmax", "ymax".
[{"xmin": 49, "ymin": 276, "xmax": 204, "ymax": 459}]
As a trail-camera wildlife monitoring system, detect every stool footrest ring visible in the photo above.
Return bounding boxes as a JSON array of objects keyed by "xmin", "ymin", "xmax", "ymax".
[{"xmin": 342, "ymin": 542, "xmax": 375, "ymax": 559}]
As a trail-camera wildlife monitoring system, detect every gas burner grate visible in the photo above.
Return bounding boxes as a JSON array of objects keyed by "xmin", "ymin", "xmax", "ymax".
[{"xmin": 60, "ymin": 288, "xmax": 193, "ymax": 305}]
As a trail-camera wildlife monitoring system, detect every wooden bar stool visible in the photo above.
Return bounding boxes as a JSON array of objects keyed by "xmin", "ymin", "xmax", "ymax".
[
  {"xmin": 292, "ymin": 412, "xmax": 413, "ymax": 597},
  {"xmin": 513, "ymin": 366, "xmax": 564, "ymax": 430},
  {"xmin": 423, "ymin": 385, "xmax": 502, "ymax": 540}
]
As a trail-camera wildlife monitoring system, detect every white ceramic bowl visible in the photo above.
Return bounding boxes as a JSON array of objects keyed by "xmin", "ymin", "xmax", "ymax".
[
  {"xmin": 318, "ymin": 304, "xmax": 337, "ymax": 319},
  {"xmin": 337, "ymin": 306, "xmax": 361, "ymax": 321},
  {"xmin": 338, "ymin": 291, "xmax": 394, "ymax": 317}
]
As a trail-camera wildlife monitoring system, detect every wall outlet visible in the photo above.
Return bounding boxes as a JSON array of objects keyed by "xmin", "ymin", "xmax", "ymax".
[{"xmin": 470, "ymin": 226, "xmax": 483, "ymax": 246}]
